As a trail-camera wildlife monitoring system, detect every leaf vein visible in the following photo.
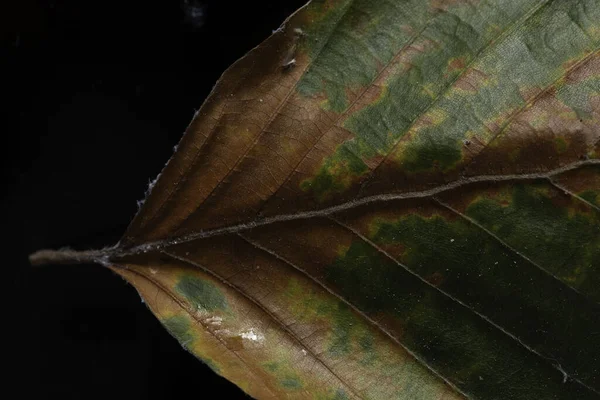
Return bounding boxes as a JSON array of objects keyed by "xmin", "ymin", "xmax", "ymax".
[
  {"xmin": 546, "ymin": 177, "xmax": 600, "ymax": 213},
  {"xmin": 363, "ymin": 0, "xmax": 553, "ymax": 182},
  {"xmin": 161, "ymin": 0, "xmax": 358, "ymax": 238},
  {"xmin": 162, "ymin": 250, "xmax": 368, "ymax": 400},
  {"xmin": 115, "ymin": 265, "xmax": 280, "ymax": 400},
  {"xmin": 461, "ymin": 48, "xmax": 600, "ymax": 176},
  {"xmin": 120, "ymin": 159, "xmax": 599, "ymax": 253},
  {"xmin": 236, "ymin": 233, "xmax": 467, "ymax": 399},
  {"xmin": 327, "ymin": 216, "xmax": 600, "ymax": 395},
  {"xmin": 432, "ymin": 196, "xmax": 596, "ymax": 302}
]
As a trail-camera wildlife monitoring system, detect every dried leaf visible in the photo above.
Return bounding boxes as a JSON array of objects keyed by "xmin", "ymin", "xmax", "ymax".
[{"xmin": 31, "ymin": 0, "xmax": 600, "ymax": 399}]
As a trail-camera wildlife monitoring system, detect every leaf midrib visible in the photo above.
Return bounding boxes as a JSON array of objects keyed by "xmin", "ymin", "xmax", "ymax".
[
  {"xmin": 120, "ymin": 159, "xmax": 599, "ymax": 255},
  {"xmin": 116, "ymin": 0, "xmax": 600, "ymax": 395},
  {"xmin": 114, "ymin": 160, "xmax": 600, "ymax": 396}
]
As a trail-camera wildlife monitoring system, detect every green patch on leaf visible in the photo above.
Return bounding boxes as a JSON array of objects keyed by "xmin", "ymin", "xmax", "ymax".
[
  {"xmin": 298, "ymin": 0, "xmax": 429, "ymax": 111},
  {"xmin": 281, "ymin": 377, "xmax": 303, "ymax": 390},
  {"xmin": 283, "ymin": 278, "xmax": 377, "ymax": 364},
  {"xmin": 162, "ymin": 315, "xmax": 195, "ymax": 348},
  {"xmin": 325, "ymin": 202, "xmax": 600, "ymax": 396},
  {"xmin": 465, "ymin": 183, "xmax": 600, "ymax": 300},
  {"xmin": 579, "ymin": 190, "xmax": 599, "ymax": 208},
  {"xmin": 301, "ymin": 147, "xmax": 369, "ymax": 201},
  {"xmin": 332, "ymin": 388, "xmax": 349, "ymax": 400},
  {"xmin": 399, "ymin": 132, "xmax": 462, "ymax": 172},
  {"xmin": 262, "ymin": 358, "xmax": 304, "ymax": 391},
  {"xmin": 263, "ymin": 362, "xmax": 279, "ymax": 373},
  {"xmin": 300, "ymin": 0, "xmax": 600, "ymax": 200},
  {"xmin": 175, "ymin": 275, "xmax": 228, "ymax": 312}
]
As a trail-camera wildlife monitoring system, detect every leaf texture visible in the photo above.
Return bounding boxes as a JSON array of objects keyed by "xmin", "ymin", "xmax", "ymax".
[{"xmin": 35, "ymin": 0, "xmax": 600, "ymax": 399}]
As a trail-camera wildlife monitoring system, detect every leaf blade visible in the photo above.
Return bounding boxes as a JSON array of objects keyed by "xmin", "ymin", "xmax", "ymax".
[{"xmin": 41, "ymin": 0, "xmax": 600, "ymax": 398}]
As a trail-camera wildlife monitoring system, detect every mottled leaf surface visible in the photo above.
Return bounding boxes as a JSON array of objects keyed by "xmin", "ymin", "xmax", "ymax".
[{"xmin": 51, "ymin": 0, "xmax": 600, "ymax": 398}]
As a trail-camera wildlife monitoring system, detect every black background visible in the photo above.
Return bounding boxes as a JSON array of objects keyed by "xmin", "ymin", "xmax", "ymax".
[{"xmin": 4, "ymin": 0, "xmax": 305, "ymax": 398}]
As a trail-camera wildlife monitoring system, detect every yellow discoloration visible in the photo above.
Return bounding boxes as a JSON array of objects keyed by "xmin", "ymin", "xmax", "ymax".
[
  {"xmin": 447, "ymin": 56, "xmax": 467, "ymax": 74},
  {"xmin": 421, "ymin": 83, "xmax": 438, "ymax": 98},
  {"xmin": 453, "ymin": 68, "xmax": 492, "ymax": 94}
]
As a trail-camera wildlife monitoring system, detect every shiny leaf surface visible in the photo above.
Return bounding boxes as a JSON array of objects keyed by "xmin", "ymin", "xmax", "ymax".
[{"xmin": 32, "ymin": 0, "xmax": 600, "ymax": 398}]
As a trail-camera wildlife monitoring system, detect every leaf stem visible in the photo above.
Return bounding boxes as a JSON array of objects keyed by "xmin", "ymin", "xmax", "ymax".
[{"xmin": 28, "ymin": 248, "xmax": 112, "ymax": 267}]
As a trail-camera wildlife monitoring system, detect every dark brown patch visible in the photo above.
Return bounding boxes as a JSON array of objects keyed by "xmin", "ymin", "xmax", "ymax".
[{"xmin": 554, "ymin": 165, "xmax": 600, "ymax": 199}]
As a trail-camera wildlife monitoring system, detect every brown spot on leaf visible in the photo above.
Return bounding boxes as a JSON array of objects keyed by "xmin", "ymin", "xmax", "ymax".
[
  {"xmin": 223, "ymin": 335, "xmax": 246, "ymax": 351},
  {"xmin": 563, "ymin": 51, "xmax": 600, "ymax": 84},
  {"xmin": 454, "ymin": 68, "xmax": 489, "ymax": 93},
  {"xmin": 448, "ymin": 57, "xmax": 467, "ymax": 74}
]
